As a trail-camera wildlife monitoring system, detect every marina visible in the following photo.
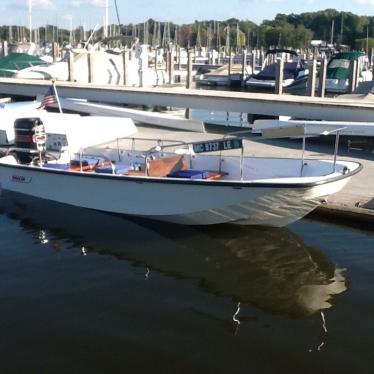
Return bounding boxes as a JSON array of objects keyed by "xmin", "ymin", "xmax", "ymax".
[{"xmin": 1, "ymin": 2, "xmax": 374, "ymax": 373}]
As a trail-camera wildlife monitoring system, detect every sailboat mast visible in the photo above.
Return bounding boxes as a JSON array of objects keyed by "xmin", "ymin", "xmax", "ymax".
[
  {"xmin": 104, "ymin": 0, "xmax": 109, "ymax": 38},
  {"xmin": 330, "ymin": 19, "xmax": 334, "ymax": 45},
  {"xmin": 29, "ymin": 0, "xmax": 32, "ymax": 42}
]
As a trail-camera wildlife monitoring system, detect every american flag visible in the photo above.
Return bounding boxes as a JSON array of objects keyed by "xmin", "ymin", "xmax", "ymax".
[{"xmin": 38, "ymin": 85, "xmax": 57, "ymax": 109}]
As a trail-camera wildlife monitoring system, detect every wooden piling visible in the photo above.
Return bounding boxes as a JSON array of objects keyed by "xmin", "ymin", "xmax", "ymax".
[
  {"xmin": 165, "ymin": 50, "xmax": 169, "ymax": 75},
  {"xmin": 251, "ymin": 52, "xmax": 256, "ymax": 75},
  {"xmin": 87, "ymin": 53, "xmax": 94, "ymax": 83},
  {"xmin": 275, "ymin": 57, "xmax": 284, "ymax": 95},
  {"xmin": 154, "ymin": 49, "xmax": 159, "ymax": 86},
  {"xmin": 260, "ymin": 49, "xmax": 265, "ymax": 69},
  {"xmin": 122, "ymin": 49, "xmax": 129, "ymax": 86},
  {"xmin": 307, "ymin": 59, "xmax": 317, "ymax": 97},
  {"xmin": 2, "ymin": 41, "xmax": 8, "ymax": 56},
  {"xmin": 348, "ymin": 60, "xmax": 357, "ymax": 94},
  {"xmin": 178, "ymin": 47, "xmax": 182, "ymax": 70},
  {"xmin": 241, "ymin": 49, "xmax": 247, "ymax": 87},
  {"xmin": 355, "ymin": 59, "xmax": 360, "ymax": 89},
  {"xmin": 185, "ymin": 50, "xmax": 193, "ymax": 119},
  {"xmin": 68, "ymin": 52, "xmax": 74, "ymax": 82},
  {"xmin": 186, "ymin": 50, "xmax": 193, "ymax": 89},
  {"xmin": 228, "ymin": 46, "xmax": 232, "ymax": 80},
  {"xmin": 168, "ymin": 50, "xmax": 174, "ymax": 84},
  {"xmin": 52, "ymin": 42, "xmax": 58, "ymax": 62},
  {"xmin": 317, "ymin": 57, "xmax": 327, "ymax": 98}
]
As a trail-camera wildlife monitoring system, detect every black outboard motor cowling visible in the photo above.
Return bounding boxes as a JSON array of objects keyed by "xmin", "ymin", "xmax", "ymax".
[{"xmin": 14, "ymin": 117, "xmax": 45, "ymax": 164}]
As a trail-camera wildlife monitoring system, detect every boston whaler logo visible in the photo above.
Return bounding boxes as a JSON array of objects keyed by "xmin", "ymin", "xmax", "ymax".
[{"xmin": 11, "ymin": 175, "xmax": 32, "ymax": 184}]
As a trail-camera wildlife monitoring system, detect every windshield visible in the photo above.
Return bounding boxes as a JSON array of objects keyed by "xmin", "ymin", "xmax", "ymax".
[{"xmin": 328, "ymin": 59, "xmax": 350, "ymax": 69}]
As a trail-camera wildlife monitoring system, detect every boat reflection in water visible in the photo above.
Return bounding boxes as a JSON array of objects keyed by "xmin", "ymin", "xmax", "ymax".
[{"xmin": 0, "ymin": 191, "xmax": 346, "ymax": 318}]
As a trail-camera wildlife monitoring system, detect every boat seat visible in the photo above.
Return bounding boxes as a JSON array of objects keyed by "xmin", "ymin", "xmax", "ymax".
[
  {"xmin": 147, "ymin": 155, "xmax": 188, "ymax": 177},
  {"xmin": 94, "ymin": 164, "xmax": 131, "ymax": 175},
  {"xmin": 167, "ymin": 169, "xmax": 228, "ymax": 180},
  {"xmin": 69, "ymin": 157, "xmax": 107, "ymax": 172},
  {"xmin": 43, "ymin": 163, "xmax": 69, "ymax": 170},
  {"xmin": 206, "ymin": 171, "xmax": 228, "ymax": 180}
]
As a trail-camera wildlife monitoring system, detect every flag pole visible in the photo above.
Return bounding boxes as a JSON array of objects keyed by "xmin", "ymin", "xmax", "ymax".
[{"xmin": 52, "ymin": 80, "xmax": 63, "ymax": 113}]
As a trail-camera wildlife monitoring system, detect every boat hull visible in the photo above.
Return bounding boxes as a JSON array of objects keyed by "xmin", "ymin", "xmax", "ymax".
[
  {"xmin": 0, "ymin": 163, "xmax": 354, "ymax": 226},
  {"xmin": 252, "ymin": 119, "xmax": 374, "ymax": 137},
  {"xmin": 246, "ymin": 78, "xmax": 295, "ymax": 89}
]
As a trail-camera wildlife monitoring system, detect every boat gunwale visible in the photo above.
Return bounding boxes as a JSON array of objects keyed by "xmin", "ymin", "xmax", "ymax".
[{"xmin": 0, "ymin": 159, "xmax": 363, "ymax": 189}]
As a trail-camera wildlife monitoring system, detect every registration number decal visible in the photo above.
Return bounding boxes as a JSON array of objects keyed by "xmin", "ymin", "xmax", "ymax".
[
  {"xmin": 192, "ymin": 139, "xmax": 243, "ymax": 153},
  {"xmin": 11, "ymin": 175, "xmax": 32, "ymax": 184}
]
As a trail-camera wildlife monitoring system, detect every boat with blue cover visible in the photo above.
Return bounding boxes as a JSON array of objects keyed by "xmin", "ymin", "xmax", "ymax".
[{"xmin": 246, "ymin": 49, "xmax": 308, "ymax": 90}]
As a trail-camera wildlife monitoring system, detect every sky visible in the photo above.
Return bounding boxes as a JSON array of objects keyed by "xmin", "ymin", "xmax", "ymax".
[{"xmin": 1, "ymin": 0, "xmax": 374, "ymax": 29}]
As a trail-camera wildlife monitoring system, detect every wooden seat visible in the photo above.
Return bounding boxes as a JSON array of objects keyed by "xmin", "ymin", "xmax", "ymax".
[
  {"xmin": 147, "ymin": 155, "xmax": 188, "ymax": 177},
  {"xmin": 205, "ymin": 171, "xmax": 228, "ymax": 180}
]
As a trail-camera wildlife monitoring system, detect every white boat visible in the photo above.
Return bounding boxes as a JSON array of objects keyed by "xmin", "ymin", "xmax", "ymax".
[
  {"xmin": 0, "ymin": 122, "xmax": 361, "ymax": 227},
  {"xmin": 288, "ymin": 51, "xmax": 374, "ymax": 95},
  {"xmin": 246, "ymin": 49, "xmax": 308, "ymax": 90},
  {"xmin": 53, "ymin": 98, "xmax": 205, "ymax": 132},
  {"xmin": 0, "ymin": 98, "xmax": 204, "ymax": 143},
  {"xmin": 319, "ymin": 51, "xmax": 372, "ymax": 94},
  {"xmin": 0, "ymin": 100, "xmax": 138, "ymax": 145},
  {"xmin": 252, "ymin": 118, "xmax": 374, "ymax": 137},
  {"xmin": 195, "ymin": 63, "xmax": 252, "ymax": 87},
  {"xmin": 13, "ymin": 44, "xmax": 168, "ymax": 87},
  {"xmin": 0, "ymin": 100, "xmax": 40, "ymax": 144}
]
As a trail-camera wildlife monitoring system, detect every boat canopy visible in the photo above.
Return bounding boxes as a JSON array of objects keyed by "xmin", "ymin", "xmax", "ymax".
[
  {"xmin": 333, "ymin": 51, "xmax": 366, "ymax": 60},
  {"xmin": 41, "ymin": 115, "xmax": 138, "ymax": 151},
  {"xmin": 253, "ymin": 61, "xmax": 304, "ymax": 81},
  {"xmin": 327, "ymin": 51, "xmax": 366, "ymax": 80},
  {"xmin": 0, "ymin": 53, "xmax": 48, "ymax": 77},
  {"xmin": 265, "ymin": 49, "xmax": 299, "ymax": 57}
]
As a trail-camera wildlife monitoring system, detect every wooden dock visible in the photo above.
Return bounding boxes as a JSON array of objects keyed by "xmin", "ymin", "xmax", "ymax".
[{"xmin": 2, "ymin": 78, "xmax": 374, "ymax": 122}]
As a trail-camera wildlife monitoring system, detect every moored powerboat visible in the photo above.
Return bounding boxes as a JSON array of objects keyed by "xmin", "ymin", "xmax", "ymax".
[
  {"xmin": 322, "ymin": 51, "xmax": 372, "ymax": 94},
  {"xmin": 246, "ymin": 48, "xmax": 308, "ymax": 90},
  {"xmin": 0, "ymin": 118, "xmax": 361, "ymax": 226}
]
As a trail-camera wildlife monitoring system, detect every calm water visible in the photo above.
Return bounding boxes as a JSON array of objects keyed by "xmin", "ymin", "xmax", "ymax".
[{"xmin": 0, "ymin": 191, "xmax": 373, "ymax": 374}]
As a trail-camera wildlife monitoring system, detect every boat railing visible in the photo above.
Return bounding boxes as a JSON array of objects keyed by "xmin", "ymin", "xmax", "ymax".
[
  {"xmin": 116, "ymin": 134, "xmax": 246, "ymax": 178},
  {"xmin": 143, "ymin": 134, "xmax": 245, "ymax": 179},
  {"xmin": 256, "ymin": 124, "xmax": 347, "ymax": 175},
  {"xmin": 78, "ymin": 133, "xmax": 247, "ymax": 178},
  {"xmin": 82, "ymin": 137, "xmax": 193, "ymax": 176}
]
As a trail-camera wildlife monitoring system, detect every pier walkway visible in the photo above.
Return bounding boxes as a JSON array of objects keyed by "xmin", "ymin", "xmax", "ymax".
[{"xmin": 2, "ymin": 78, "xmax": 374, "ymax": 122}]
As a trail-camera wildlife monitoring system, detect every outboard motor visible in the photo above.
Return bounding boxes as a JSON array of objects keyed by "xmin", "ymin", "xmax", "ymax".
[{"xmin": 13, "ymin": 117, "xmax": 46, "ymax": 164}]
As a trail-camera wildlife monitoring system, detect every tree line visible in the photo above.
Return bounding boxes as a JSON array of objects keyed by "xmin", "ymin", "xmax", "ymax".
[{"xmin": 1, "ymin": 8, "xmax": 373, "ymax": 50}]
